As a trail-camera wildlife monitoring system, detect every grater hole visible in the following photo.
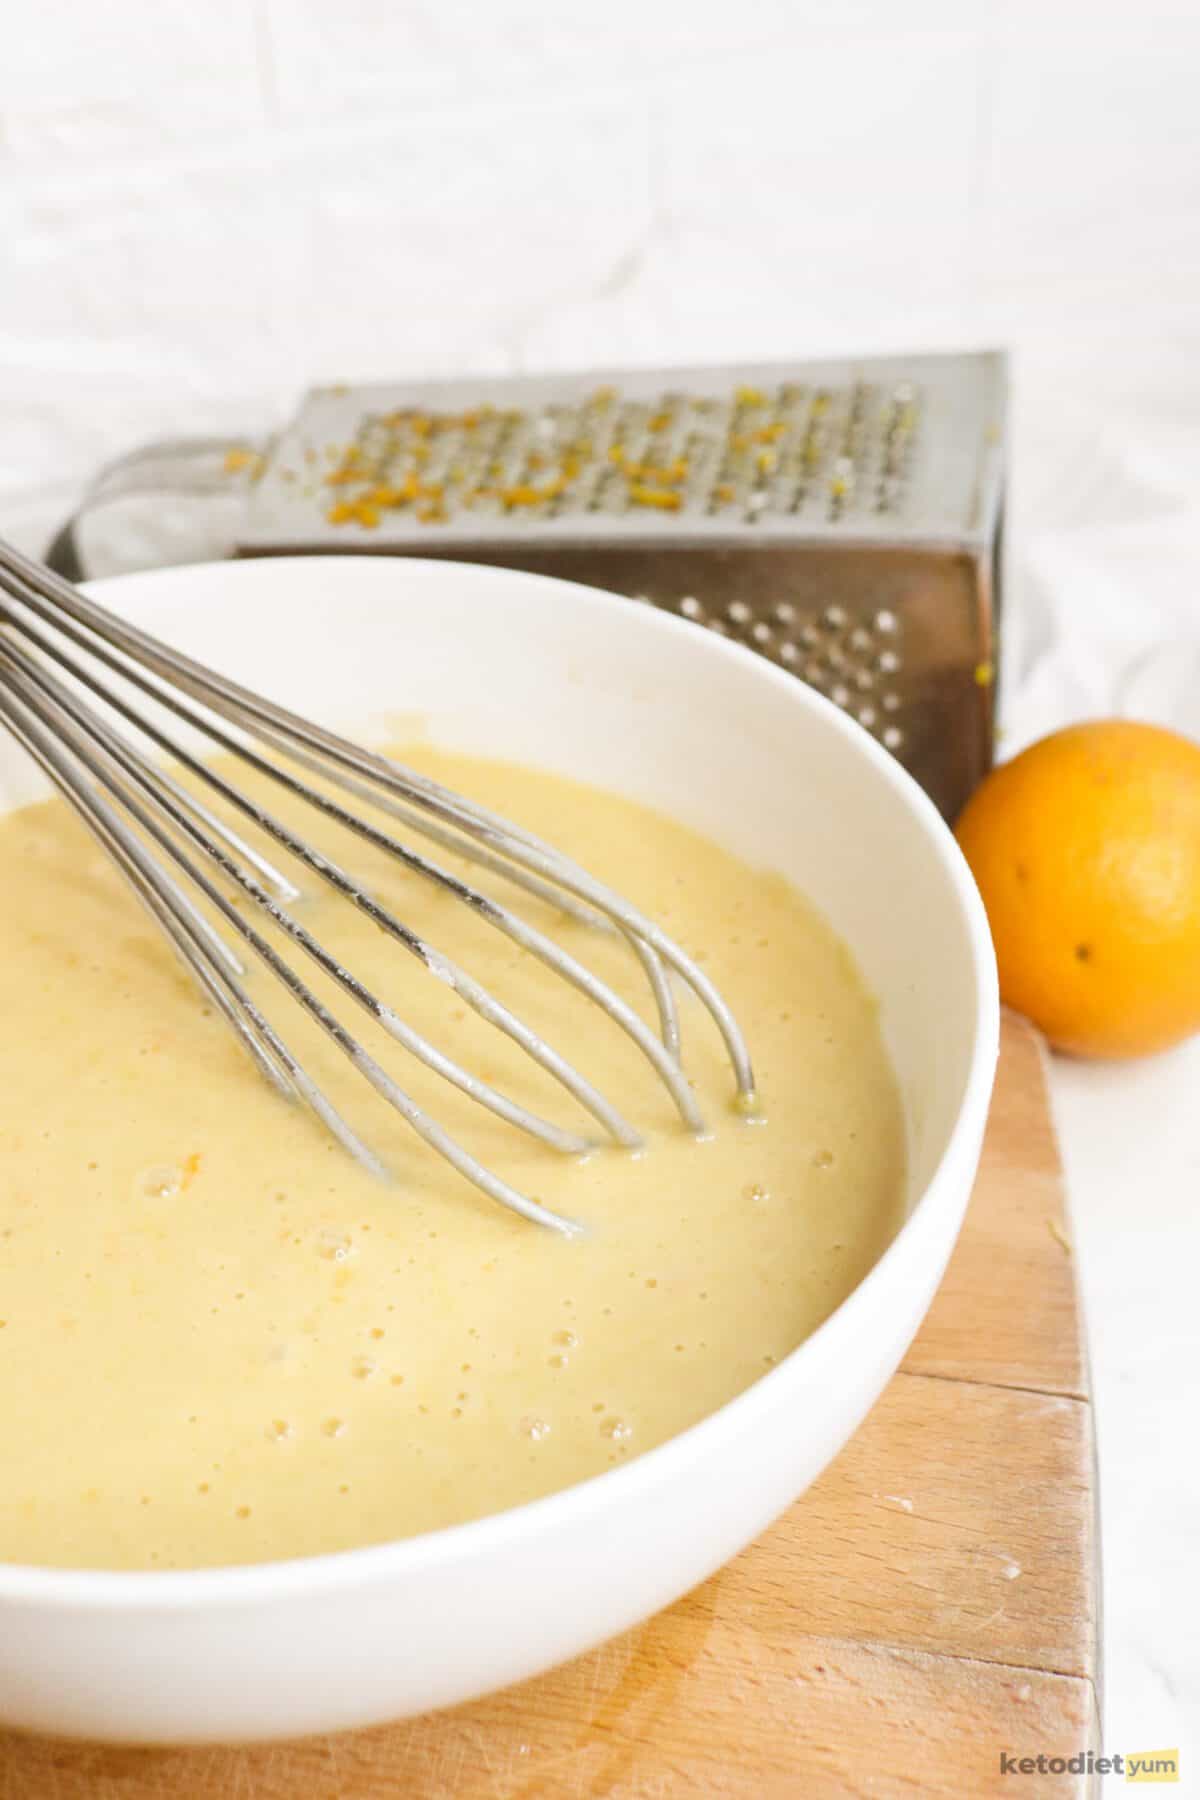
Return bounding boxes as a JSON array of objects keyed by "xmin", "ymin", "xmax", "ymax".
[
  {"xmin": 799, "ymin": 623, "xmax": 821, "ymax": 650},
  {"xmin": 773, "ymin": 602, "xmax": 795, "ymax": 625},
  {"xmin": 857, "ymin": 704, "xmax": 878, "ymax": 729},
  {"xmin": 882, "ymin": 725, "xmax": 905, "ymax": 751},
  {"xmin": 779, "ymin": 641, "xmax": 799, "ymax": 665},
  {"xmin": 849, "ymin": 627, "xmax": 873, "ymax": 653},
  {"xmin": 751, "ymin": 622, "xmax": 772, "ymax": 646},
  {"xmin": 877, "ymin": 650, "xmax": 901, "ymax": 675},
  {"xmin": 853, "ymin": 669, "xmax": 874, "ymax": 692},
  {"xmin": 830, "ymin": 683, "xmax": 850, "ymax": 708},
  {"xmin": 727, "ymin": 600, "xmax": 752, "ymax": 626},
  {"xmin": 874, "ymin": 609, "xmax": 898, "ymax": 635},
  {"xmin": 822, "ymin": 605, "xmax": 848, "ymax": 630},
  {"xmin": 708, "ymin": 619, "xmax": 729, "ymax": 637},
  {"xmin": 680, "ymin": 595, "xmax": 704, "ymax": 620}
]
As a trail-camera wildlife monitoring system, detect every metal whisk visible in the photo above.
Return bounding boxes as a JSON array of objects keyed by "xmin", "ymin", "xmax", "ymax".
[{"xmin": 0, "ymin": 540, "xmax": 754, "ymax": 1236}]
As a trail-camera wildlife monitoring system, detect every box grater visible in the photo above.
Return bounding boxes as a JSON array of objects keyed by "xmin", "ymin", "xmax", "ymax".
[
  {"xmin": 42, "ymin": 351, "xmax": 1001, "ymax": 823},
  {"xmin": 238, "ymin": 352, "xmax": 1005, "ymax": 821}
]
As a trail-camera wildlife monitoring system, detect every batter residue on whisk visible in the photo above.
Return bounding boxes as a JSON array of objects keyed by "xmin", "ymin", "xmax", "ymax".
[{"xmin": 0, "ymin": 745, "xmax": 904, "ymax": 1568}]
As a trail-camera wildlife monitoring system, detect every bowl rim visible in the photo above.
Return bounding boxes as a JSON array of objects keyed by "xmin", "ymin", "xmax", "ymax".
[{"xmin": 0, "ymin": 555, "xmax": 1000, "ymax": 1610}]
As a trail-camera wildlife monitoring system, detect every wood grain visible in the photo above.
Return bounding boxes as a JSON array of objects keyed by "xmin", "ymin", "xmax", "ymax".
[
  {"xmin": 742, "ymin": 1372, "xmax": 1093, "ymax": 1677},
  {"xmin": 0, "ymin": 1011, "xmax": 1099, "ymax": 1799},
  {"xmin": 1, "ymin": 1642, "xmax": 1099, "ymax": 1800},
  {"xmin": 904, "ymin": 1019, "xmax": 1087, "ymax": 1400}
]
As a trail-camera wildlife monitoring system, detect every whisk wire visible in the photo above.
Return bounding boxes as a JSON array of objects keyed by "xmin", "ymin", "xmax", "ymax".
[
  {"xmin": 0, "ymin": 539, "xmax": 756, "ymax": 1231},
  {"xmin": 0, "ymin": 620, "xmax": 670, "ymax": 1147},
  {"xmin": 1, "ymin": 543, "xmax": 749, "ymax": 1085},
  {"xmin": 0, "ymin": 648, "xmax": 583, "ymax": 1234},
  {"xmin": 0, "ymin": 595, "xmax": 705, "ymax": 1138}
]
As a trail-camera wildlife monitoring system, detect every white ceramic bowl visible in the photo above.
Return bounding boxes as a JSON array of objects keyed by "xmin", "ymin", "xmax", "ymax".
[{"xmin": 0, "ymin": 556, "xmax": 998, "ymax": 1743}]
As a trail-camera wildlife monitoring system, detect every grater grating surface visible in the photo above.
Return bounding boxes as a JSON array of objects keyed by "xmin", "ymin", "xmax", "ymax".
[
  {"xmin": 689, "ymin": 593, "xmax": 909, "ymax": 752},
  {"xmin": 278, "ymin": 377, "xmax": 918, "ymax": 533},
  {"xmin": 242, "ymin": 354, "xmax": 1001, "ymax": 550}
]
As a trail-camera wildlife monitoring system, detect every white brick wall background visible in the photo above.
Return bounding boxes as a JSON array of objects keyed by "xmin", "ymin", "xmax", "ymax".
[
  {"xmin": 4, "ymin": 0, "xmax": 1199, "ymax": 557},
  {"xmin": 4, "ymin": 0, "xmax": 1200, "ymax": 1756}
]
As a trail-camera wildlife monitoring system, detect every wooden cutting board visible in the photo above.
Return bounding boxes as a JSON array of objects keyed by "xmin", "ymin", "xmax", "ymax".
[{"xmin": 0, "ymin": 1012, "xmax": 1099, "ymax": 1799}]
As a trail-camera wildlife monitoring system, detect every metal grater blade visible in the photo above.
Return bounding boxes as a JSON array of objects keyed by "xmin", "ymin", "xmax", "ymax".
[
  {"xmin": 275, "ymin": 378, "xmax": 919, "ymax": 534},
  {"xmin": 241, "ymin": 354, "xmax": 1001, "ymax": 552},
  {"xmin": 677, "ymin": 593, "xmax": 909, "ymax": 753}
]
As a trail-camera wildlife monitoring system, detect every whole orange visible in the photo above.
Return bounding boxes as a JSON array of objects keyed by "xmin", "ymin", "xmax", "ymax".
[{"xmin": 954, "ymin": 720, "xmax": 1200, "ymax": 1058}]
